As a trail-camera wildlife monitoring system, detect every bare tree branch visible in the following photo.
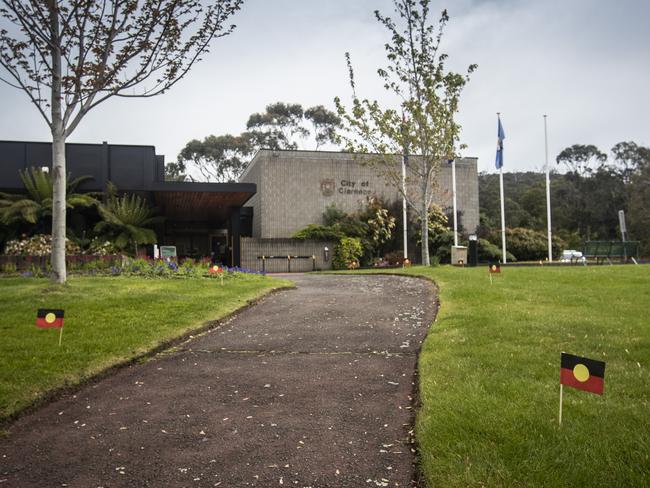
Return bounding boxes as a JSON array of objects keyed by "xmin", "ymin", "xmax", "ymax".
[{"xmin": 0, "ymin": 0, "xmax": 243, "ymax": 283}]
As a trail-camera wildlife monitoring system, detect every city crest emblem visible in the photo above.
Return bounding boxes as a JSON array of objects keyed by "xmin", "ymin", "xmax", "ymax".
[{"xmin": 320, "ymin": 178, "xmax": 335, "ymax": 196}]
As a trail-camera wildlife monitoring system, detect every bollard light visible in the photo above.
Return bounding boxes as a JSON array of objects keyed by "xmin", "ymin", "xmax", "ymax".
[{"xmin": 323, "ymin": 246, "xmax": 330, "ymax": 262}]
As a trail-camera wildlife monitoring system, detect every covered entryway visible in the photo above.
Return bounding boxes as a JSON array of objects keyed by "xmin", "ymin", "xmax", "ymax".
[{"xmin": 151, "ymin": 181, "xmax": 255, "ymax": 266}]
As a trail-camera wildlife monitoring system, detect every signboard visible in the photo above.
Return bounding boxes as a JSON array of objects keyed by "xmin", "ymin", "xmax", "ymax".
[{"xmin": 160, "ymin": 246, "xmax": 177, "ymax": 258}]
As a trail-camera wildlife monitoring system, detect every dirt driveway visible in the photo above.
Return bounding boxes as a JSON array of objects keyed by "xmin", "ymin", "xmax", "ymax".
[{"xmin": 0, "ymin": 274, "xmax": 437, "ymax": 487}]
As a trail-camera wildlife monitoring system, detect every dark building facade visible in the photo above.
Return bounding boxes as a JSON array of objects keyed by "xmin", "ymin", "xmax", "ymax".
[{"xmin": 0, "ymin": 140, "xmax": 255, "ymax": 266}]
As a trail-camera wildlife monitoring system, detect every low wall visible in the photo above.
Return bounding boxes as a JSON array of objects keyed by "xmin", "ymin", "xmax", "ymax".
[
  {"xmin": 0, "ymin": 254, "xmax": 123, "ymax": 272},
  {"xmin": 241, "ymin": 238, "xmax": 336, "ymax": 272}
]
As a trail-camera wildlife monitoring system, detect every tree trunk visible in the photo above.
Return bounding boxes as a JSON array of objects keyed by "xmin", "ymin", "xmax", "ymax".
[
  {"xmin": 51, "ymin": 130, "xmax": 67, "ymax": 283},
  {"xmin": 49, "ymin": 2, "xmax": 66, "ymax": 284},
  {"xmin": 421, "ymin": 198, "xmax": 430, "ymax": 266}
]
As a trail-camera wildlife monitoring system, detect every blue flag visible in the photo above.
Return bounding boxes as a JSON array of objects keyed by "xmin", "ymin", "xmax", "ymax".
[{"xmin": 495, "ymin": 116, "xmax": 505, "ymax": 170}]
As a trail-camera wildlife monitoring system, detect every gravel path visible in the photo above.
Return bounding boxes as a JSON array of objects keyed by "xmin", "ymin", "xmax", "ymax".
[{"xmin": 0, "ymin": 274, "xmax": 437, "ymax": 487}]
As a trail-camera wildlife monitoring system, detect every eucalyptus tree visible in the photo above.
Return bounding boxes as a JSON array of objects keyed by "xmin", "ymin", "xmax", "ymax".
[
  {"xmin": 556, "ymin": 144, "xmax": 607, "ymax": 176},
  {"xmin": 246, "ymin": 102, "xmax": 308, "ymax": 151},
  {"xmin": 176, "ymin": 133, "xmax": 253, "ymax": 182},
  {"xmin": 304, "ymin": 105, "xmax": 342, "ymax": 149},
  {"xmin": 0, "ymin": 0, "xmax": 243, "ymax": 282},
  {"xmin": 176, "ymin": 102, "xmax": 341, "ymax": 181},
  {"xmin": 335, "ymin": 1, "xmax": 476, "ymax": 265},
  {"xmin": 611, "ymin": 141, "xmax": 650, "ymax": 184}
]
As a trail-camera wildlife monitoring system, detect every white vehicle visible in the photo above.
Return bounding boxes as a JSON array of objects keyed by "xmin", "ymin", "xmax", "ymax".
[{"xmin": 560, "ymin": 250, "xmax": 586, "ymax": 263}]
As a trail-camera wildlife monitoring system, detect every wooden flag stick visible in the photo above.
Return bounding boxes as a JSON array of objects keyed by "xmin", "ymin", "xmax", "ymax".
[
  {"xmin": 58, "ymin": 326, "xmax": 63, "ymax": 347},
  {"xmin": 489, "ymin": 272, "xmax": 493, "ymax": 285},
  {"xmin": 558, "ymin": 383, "xmax": 563, "ymax": 426}
]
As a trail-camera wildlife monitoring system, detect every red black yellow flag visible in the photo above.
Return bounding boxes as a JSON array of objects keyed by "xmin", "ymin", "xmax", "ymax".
[
  {"xmin": 560, "ymin": 352, "xmax": 605, "ymax": 395},
  {"xmin": 488, "ymin": 261, "xmax": 501, "ymax": 273},
  {"xmin": 36, "ymin": 309, "xmax": 64, "ymax": 329},
  {"xmin": 209, "ymin": 265, "xmax": 223, "ymax": 274}
]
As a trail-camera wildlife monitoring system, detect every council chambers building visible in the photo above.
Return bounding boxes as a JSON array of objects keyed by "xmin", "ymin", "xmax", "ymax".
[
  {"xmin": 238, "ymin": 149, "xmax": 478, "ymax": 270},
  {"xmin": 0, "ymin": 141, "xmax": 479, "ymax": 271}
]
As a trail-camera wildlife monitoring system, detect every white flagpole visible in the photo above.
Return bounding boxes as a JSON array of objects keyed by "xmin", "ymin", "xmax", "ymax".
[
  {"xmin": 452, "ymin": 159, "xmax": 458, "ymax": 247},
  {"xmin": 402, "ymin": 153, "xmax": 408, "ymax": 260},
  {"xmin": 558, "ymin": 383, "xmax": 563, "ymax": 425},
  {"xmin": 499, "ymin": 166, "xmax": 506, "ymax": 263},
  {"xmin": 496, "ymin": 112, "xmax": 507, "ymax": 264},
  {"xmin": 544, "ymin": 115, "xmax": 553, "ymax": 262}
]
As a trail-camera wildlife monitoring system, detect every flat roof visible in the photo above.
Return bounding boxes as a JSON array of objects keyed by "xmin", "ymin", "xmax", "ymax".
[
  {"xmin": 151, "ymin": 181, "xmax": 256, "ymax": 222},
  {"xmin": 240, "ymin": 149, "xmax": 478, "ymax": 180}
]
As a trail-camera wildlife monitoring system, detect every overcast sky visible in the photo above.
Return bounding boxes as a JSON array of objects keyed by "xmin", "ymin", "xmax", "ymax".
[{"xmin": 1, "ymin": 0, "xmax": 649, "ymax": 175}]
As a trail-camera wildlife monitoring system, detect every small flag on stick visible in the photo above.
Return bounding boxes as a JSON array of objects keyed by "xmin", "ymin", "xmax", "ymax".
[
  {"xmin": 36, "ymin": 309, "xmax": 65, "ymax": 346},
  {"xmin": 560, "ymin": 352, "xmax": 605, "ymax": 395},
  {"xmin": 559, "ymin": 352, "xmax": 606, "ymax": 425},
  {"xmin": 36, "ymin": 309, "xmax": 64, "ymax": 328},
  {"xmin": 209, "ymin": 265, "xmax": 224, "ymax": 284},
  {"xmin": 488, "ymin": 261, "xmax": 500, "ymax": 284}
]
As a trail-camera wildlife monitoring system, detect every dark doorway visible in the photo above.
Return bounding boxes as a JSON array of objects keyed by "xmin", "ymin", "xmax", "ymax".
[{"xmin": 210, "ymin": 234, "xmax": 229, "ymax": 266}]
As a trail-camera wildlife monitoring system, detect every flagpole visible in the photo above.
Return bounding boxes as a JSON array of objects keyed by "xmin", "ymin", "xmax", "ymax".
[
  {"xmin": 559, "ymin": 383, "xmax": 563, "ymax": 425},
  {"xmin": 452, "ymin": 159, "xmax": 458, "ymax": 247},
  {"xmin": 544, "ymin": 115, "xmax": 553, "ymax": 262},
  {"xmin": 499, "ymin": 166, "xmax": 507, "ymax": 263},
  {"xmin": 496, "ymin": 113, "xmax": 507, "ymax": 264},
  {"xmin": 58, "ymin": 326, "xmax": 63, "ymax": 347},
  {"xmin": 402, "ymin": 153, "xmax": 408, "ymax": 260}
]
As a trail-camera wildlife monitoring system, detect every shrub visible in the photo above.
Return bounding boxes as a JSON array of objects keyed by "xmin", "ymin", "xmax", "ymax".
[
  {"xmin": 478, "ymin": 238, "xmax": 516, "ymax": 263},
  {"xmin": 4, "ymin": 234, "xmax": 81, "ymax": 256},
  {"xmin": 293, "ymin": 200, "xmax": 397, "ymax": 266},
  {"xmin": 1, "ymin": 262, "xmax": 17, "ymax": 273},
  {"xmin": 333, "ymin": 237, "xmax": 363, "ymax": 270},
  {"xmin": 88, "ymin": 238, "xmax": 120, "ymax": 256},
  {"xmin": 384, "ymin": 250, "xmax": 406, "ymax": 266},
  {"xmin": 429, "ymin": 230, "xmax": 455, "ymax": 263},
  {"xmin": 488, "ymin": 227, "xmax": 566, "ymax": 261},
  {"xmin": 292, "ymin": 224, "xmax": 342, "ymax": 241}
]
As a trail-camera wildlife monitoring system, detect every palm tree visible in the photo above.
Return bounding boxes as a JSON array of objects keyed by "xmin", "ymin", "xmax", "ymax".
[
  {"xmin": 95, "ymin": 185, "xmax": 164, "ymax": 255},
  {"xmin": 0, "ymin": 167, "xmax": 96, "ymax": 229}
]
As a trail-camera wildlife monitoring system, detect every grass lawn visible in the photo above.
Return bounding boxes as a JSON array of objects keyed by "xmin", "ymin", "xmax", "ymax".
[
  {"xmin": 0, "ymin": 274, "xmax": 291, "ymax": 422},
  {"xmin": 366, "ymin": 265, "xmax": 649, "ymax": 487}
]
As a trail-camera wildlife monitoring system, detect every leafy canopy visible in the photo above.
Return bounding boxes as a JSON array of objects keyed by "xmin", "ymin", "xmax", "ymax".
[
  {"xmin": 335, "ymin": 1, "xmax": 476, "ymax": 265},
  {"xmin": 173, "ymin": 101, "xmax": 341, "ymax": 181},
  {"xmin": 176, "ymin": 134, "xmax": 253, "ymax": 183},
  {"xmin": 94, "ymin": 184, "xmax": 164, "ymax": 252},
  {"xmin": 556, "ymin": 144, "xmax": 607, "ymax": 176},
  {"xmin": 0, "ymin": 167, "xmax": 96, "ymax": 225}
]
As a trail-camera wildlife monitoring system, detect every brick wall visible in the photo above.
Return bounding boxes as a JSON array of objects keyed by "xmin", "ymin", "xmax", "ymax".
[
  {"xmin": 241, "ymin": 238, "xmax": 336, "ymax": 272},
  {"xmin": 240, "ymin": 150, "xmax": 479, "ymax": 239}
]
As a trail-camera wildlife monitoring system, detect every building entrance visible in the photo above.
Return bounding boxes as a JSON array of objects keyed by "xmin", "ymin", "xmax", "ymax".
[{"xmin": 210, "ymin": 231, "xmax": 229, "ymax": 266}]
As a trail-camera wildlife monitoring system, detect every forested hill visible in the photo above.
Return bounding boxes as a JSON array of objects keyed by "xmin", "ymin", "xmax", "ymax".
[{"xmin": 478, "ymin": 170, "xmax": 632, "ymax": 250}]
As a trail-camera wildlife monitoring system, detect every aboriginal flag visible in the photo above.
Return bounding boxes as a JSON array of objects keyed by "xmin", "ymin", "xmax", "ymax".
[
  {"xmin": 489, "ymin": 261, "xmax": 501, "ymax": 273},
  {"xmin": 560, "ymin": 352, "xmax": 605, "ymax": 395},
  {"xmin": 209, "ymin": 265, "xmax": 220, "ymax": 274},
  {"xmin": 36, "ymin": 309, "xmax": 64, "ymax": 329}
]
